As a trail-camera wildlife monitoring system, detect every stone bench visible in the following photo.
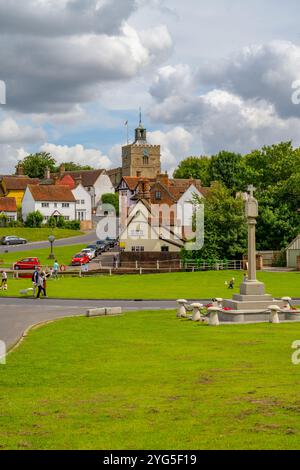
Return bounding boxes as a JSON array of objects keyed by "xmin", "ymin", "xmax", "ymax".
[{"xmin": 86, "ymin": 307, "xmax": 122, "ymax": 318}]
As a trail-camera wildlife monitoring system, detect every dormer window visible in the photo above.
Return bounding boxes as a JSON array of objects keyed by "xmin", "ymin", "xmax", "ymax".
[{"xmin": 155, "ymin": 191, "xmax": 162, "ymax": 200}]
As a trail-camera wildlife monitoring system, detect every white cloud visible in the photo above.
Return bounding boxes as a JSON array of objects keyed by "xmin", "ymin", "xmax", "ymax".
[
  {"xmin": 0, "ymin": 118, "xmax": 46, "ymax": 144},
  {"xmin": 0, "ymin": 145, "xmax": 27, "ymax": 174},
  {"xmin": 149, "ymin": 127, "xmax": 194, "ymax": 173},
  {"xmin": 39, "ymin": 143, "xmax": 111, "ymax": 169}
]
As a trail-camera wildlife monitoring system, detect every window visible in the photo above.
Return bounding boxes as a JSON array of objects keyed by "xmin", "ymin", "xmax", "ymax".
[
  {"xmin": 161, "ymin": 246, "xmax": 169, "ymax": 252},
  {"xmin": 76, "ymin": 200, "xmax": 80, "ymax": 204},
  {"xmin": 81, "ymin": 200, "xmax": 85, "ymax": 205},
  {"xmin": 64, "ymin": 216, "xmax": 70, "ymax": 221},
  {"xmin": 44, "ymin": 216, "xmax": 49, "ymax": 221},
  {"xmin": 62, "ymin": 203, "xmax": 70, "ymax": 208},
  {"xmin": 131, "ymin": 246, "xmax": 145, "ymax": 252},
  {"xmin": 42, "ymin": 203, "xmax": 49, "ymax": 208},
  {"xmin": 54, "ymin": 203, "xmax": 58, "ymax": 208},
  {"xmin": 155, "ymin": 191, "xmax": 162, "ymax": 200},
  {"xmin": 143, "ymin": 156, "xmax": 149, "ymax": 165}
]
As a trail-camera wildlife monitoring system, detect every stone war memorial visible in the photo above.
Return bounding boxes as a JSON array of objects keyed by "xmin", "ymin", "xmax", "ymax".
[{"xmin": 178, "ymin": 185, "xmax": 300, "ymax": 325}]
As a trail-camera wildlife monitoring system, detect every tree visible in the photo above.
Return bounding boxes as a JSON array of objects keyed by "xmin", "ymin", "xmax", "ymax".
[
  {"xmin": 209, "ymin": 151, "xmax": 243, "ymax": 191},
  {"xmin": 18, "ymin": 152, "xmax": 57, "ymax": 179},
  {"xmin": 173, "ymin": 156, "xmax": 211, "ymax": 186},
  {"xmin": 58, "ymin": 162, "xmax": 94, "ymax": 172},
  {"xmin": 189, "ymin": 182, "xmax": 247, "ymax": 261},
  {"xmin": 101, "ymin": 193, "xmax": 119, "ymax": 216},
  {"xmin": 25, "ymin": 211, "xmax": 44, "ymax": 228}
]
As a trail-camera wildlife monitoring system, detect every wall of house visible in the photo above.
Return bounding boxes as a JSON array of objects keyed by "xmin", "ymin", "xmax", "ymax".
[
  {"xmin": 94, "ymin": 174, "xmax": 115, "ymax": 206},
  {"xmin": 22, "ymin": 188, "xmax": 76, "ymax": 222},
  {"xmin": 176, "ymin": 185, "xmax": 203, "ymax": 227},
  {"xmin": 0, "ymin": 211, "xmax": 17, "ymax": 221},
  {"xmin": 72, "ymin": 184, "xmax": 92, "ymax": 222},
  {"xmin": 7, "ymin": 190, "xmax": 25, "ymax": 207}
]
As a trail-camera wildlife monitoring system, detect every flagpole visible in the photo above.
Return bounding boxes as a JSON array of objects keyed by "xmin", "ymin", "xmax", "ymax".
[{"xmin": 125, "ymin": 120, "xmax": 129, "ymax": 145}]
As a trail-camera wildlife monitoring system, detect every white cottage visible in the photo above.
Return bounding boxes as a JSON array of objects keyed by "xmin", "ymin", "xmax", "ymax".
[
  {"xmin": 72, "ymin": 183, "xmax": 92, "ymax": 224},
  {"xmin": 22, "ymin": 185, "xmax": 76, "ymax": 223}
]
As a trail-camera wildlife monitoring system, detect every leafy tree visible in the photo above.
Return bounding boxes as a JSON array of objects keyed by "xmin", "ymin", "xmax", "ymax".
[
  {"xmin": 173, "ymin": 156, "xmax": 211, "ymax": 186},
  {"xmin": 191, "ymin": 182, "xmax": 247, "ymax": 260},
  {"xmin": 58, "ymin": 162, "xmax": 94, "ymax": 171},
  {"xmin": 25, "ymin": 211, "xmax": 44, "ymax": 228},
  {"xmin": 47, "ymin": 216, "xmax": 57, "ymax": 228},
  {"xmin": 0, "ymin": 214, "xmax": 8, "ymax": 227},
  {"xmin": 101, "ymin": 193, "xmax": 119, "ymax": 216},
  {"xmin": 18, "ymin": 152, "xmax": 57, "ymax": 179},
  {"xmin": 209, "ymin": 151, "xmax": 243, "ymax": 191}
]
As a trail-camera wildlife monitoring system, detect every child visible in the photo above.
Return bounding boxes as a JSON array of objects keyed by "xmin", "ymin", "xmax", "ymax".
[
  {"xmin": 0, "ymin": 271, "xmax": 7, "ymax": 290},
  {"xmin": 228, "ymin": 277, "xmax": 235, "ymax": 289}
]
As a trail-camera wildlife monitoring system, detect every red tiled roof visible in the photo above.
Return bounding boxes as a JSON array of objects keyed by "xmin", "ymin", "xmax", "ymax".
[
  {"xmin": 28, "ymin": 185, "xmax": 76, "ymax": 202},
  {"xmin": 2, "ymin": 176, "xmax": 39, "ymax": 191},
  {"xmin": 57, "ymin": 174, "xmax": 76, "ymax": 190},
  {"xmin": 0, "ymin": 197, "xmax": 17, "ymax": 212}
]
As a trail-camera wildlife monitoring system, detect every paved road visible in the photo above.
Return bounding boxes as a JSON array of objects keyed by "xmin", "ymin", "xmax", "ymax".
[
  {"xmin": 0, "ymin": 298, "xmax": 178, "ymax": 350},
  {"xmin": 0, "ymin": 231, "xmax": 97, "ymax": 254}
]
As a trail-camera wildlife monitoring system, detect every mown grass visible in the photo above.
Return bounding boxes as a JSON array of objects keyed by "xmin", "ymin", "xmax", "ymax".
[
  {"xmin": 0, "ymin": 244, "xmax": 86, "ymax": 268},
  {"xmin": 1, "ymin": 310, "xmax": 300, "ymax": 449},
  {"xmin": 0, "ymin": 228, "xmax": 83, "ymax": 243},
  {"xmin": 1, "ymin": 270, "xmax": 299, "ymax": 299}
]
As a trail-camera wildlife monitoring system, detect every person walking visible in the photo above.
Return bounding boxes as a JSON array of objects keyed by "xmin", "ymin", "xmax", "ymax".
[
  {"xmin": 53, "ymin": 260, "xmax": 59, "ymax": 280},
  {"xmin": 228, "ymin": 277, "xmax": 235, "ymax": 289},
  {"xmin": 32, "ymin": 267, "xmax": 40, "ymax": 297},
  {"xmin": 36, "ymin": 271, "xmax": 46, "ymax": 299},
  {"xmin": 0, "ymin": 270, "xmax": 8, "ymax": 290}
]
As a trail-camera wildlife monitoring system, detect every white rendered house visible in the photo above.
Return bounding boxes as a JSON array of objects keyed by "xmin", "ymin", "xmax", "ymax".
[
  {"xmin": 72, "ymin": 183, "xmax": 92, "ymax": 222},
  {"xmin": 22, "ymin": 185, "xmax": 76, "ymax": 223}
]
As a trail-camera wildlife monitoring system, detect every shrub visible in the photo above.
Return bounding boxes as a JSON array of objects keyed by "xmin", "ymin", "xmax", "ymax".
[{"xmin": 25, "ymin": 211, "xmax": 44, "ymax": 228}]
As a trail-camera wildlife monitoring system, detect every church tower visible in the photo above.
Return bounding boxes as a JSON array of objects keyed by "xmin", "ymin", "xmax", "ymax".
[{"xmin": 122, "ymin": 112, "xmax": 161, "ymax": 178}]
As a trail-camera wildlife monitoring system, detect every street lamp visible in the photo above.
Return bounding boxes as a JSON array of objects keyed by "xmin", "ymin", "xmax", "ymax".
[{"xmin": 48, "ymin": 234, "xmax": 55, "ymax": 260}]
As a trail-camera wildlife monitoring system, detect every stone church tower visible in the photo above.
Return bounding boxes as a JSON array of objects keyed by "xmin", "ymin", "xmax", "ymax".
[{"xmin": 121, "ymin": 117, "xmax": 161, "ymax": 178}]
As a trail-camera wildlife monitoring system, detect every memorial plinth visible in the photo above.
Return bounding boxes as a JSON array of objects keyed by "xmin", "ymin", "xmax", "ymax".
[{"xmin": 223, "ymin": 185, "xmax": 284, "ymax": 311}]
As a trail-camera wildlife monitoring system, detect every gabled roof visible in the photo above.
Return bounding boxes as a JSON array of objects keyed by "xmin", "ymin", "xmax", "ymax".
[
  {"xmin": 1, "ymin": 176, "xmax": 39, "ymax": 191},
  {"xmin": 0, "ymin": 197, "xmax": 17, "ymax": 212},
  {"xmin": 63, "ymin": 170, "xmax": 105, "ymax": 187},
  {"xmin": 28, "ymin": 185, "xmax": 76, "ymax": 202}
]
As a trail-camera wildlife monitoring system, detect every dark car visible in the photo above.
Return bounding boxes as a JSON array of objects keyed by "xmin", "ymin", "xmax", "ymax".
[
  {"xmin": 71, "ymin": 253, "xmax": 90, "ymax": 266},
  {"xmin": 14, "ymin": 257, "xmax": 41, "ymax": 270},
  {"xmin": 1, "ymin": 236, "xmax": 27, "ymax": 246},
  {"xmin": 95, "ymin": 240, "xmax": 107, "ymax": 253},
  {"xmin": 105, "ymin": 237, "xmax": 117, "ymax": 248}
]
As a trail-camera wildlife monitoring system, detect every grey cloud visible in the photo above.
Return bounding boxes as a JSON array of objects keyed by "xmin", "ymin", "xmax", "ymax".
[
  {"xmin": 197, "ymin": 40, "xmax": 300, "ymax": 119},
  {"xmin": 0, "ymin": 0, "xmax": 137, "ymax": 37}
]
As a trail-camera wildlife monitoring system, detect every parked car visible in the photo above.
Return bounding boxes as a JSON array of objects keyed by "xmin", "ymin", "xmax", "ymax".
[
  {"xmin": 105, "ymin": 237, "xmax": 117, "ymax": 248},
  {"xmin": 81, "ymin": 248, "xmax": 96, "ymax": 260},
  {"xmin": 95, "ymin": 240, "xmax": 107, "ymax": 253},
  {"xmin": 86, "ymin": 244, "xmax": 101, "ymax": 256},
  {"xmin": 71, "ymin": 253, "xmax": 90, "ymax": 266},
  {"xmin": 14, "ymin": 257, "xmax": 41, "ymax": 271},
  {"xmin": 1, "ymin": 236, "xmax": 27, "ymax": 246}
]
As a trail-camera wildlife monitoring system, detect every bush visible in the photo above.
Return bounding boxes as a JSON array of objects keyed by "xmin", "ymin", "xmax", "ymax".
[
  {"xmin": 0, "ymin": 214, "xmax": 8, "ymax": 227},
  {"xmin": 56, "ymin": 216, "xmax": 66, "ymax": 228},
  {"xmin": 65, "ymin": 220, "xmax": 80, "ymax": 230},
  {"xmin": 25, "ymin": 211, "xmax": 44, "ymax": 228}
]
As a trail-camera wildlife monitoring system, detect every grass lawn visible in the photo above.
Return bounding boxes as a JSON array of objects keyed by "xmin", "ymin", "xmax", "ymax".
[
  {"xmin": 2, "ymin": 270, "xmax": 300, "ymax": 299},
  {"xmin": 0, "ymin": 244, "xmax": 86, "ymax": 268},
  {"xmin": 1, "ymin": 310, "xmax": 300, "ymax": 449},
  {"xmin": 0, "ymin": 228, "xmax": 84, "ymax": 243}
]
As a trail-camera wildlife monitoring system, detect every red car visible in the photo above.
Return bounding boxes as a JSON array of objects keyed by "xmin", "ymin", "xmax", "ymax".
[
  {"xmin": 14, "ymin": 257, "xmax": 41, "ymax": 271},
  {"xmin": 71, "ymin": 253, "xmax": 90, "ymax": 266}
]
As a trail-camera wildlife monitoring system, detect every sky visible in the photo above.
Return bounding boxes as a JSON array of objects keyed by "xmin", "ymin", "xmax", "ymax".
[{"xmin": 1, "ymin": 0, "xmax": 300, "ymax": 175}]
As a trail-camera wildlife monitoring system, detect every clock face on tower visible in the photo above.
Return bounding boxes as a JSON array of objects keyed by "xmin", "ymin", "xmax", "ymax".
[{"xmin": 143, "ymin": 148, "xmax": 149, "ymax": 157}]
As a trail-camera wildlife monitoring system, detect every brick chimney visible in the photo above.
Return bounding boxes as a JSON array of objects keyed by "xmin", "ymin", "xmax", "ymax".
[
  {"xmin": 44, "ymin": 167, "xmax": 50, "ymax": 180},
  {"xmin": 136, "ymin": 170, "xmax": 142, "ymax": 178},
  {"xmin": 59, "ymin": 164, "xmax": 65, "ymax": 177},
  {"xmin": 16, "ymin": 162, "xmax": 24, "ymax": 176},
  {"xmin": 156, "ymin": 171, "xmax": 169, "ymax": 187}
]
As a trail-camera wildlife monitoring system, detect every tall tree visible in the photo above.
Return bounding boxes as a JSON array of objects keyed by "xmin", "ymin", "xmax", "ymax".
[
  {"xmin": 18, "ymin": 152, "xmax": 57, "ymax": 179},
  {"xmin": 173, "ymin": 156, "xmax": 211, "ymax": 186},
  {"xmin": 209, "ymin": 151, "xmax": 243, "ymax": 191},
  {"xmin": 59, "ymin": 162, "xmax": 94, "ymax": 171},
  {"xmin": 190, "ymin": 182, "xmax": 247, "ymax": 260}
]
